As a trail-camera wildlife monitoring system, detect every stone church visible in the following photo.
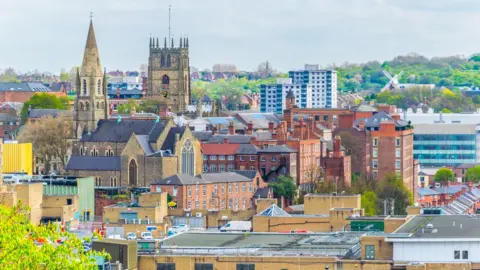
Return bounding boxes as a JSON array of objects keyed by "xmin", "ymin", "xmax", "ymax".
[
  {"xmin": 66, "ymin": 18, "xmax": 202, "ymax": 189},
  {"xmin": 147, "ymin": 36, "xmax": 190, "ymax": 113}
]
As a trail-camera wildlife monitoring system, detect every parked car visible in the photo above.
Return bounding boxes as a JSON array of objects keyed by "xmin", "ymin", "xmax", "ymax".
[
  {"xmin": 141, "ymin": 232, "xmax": 153, "ymax": 240},
  {"xmin": 220, "ymin": 221, "xmax": 252, "ymax": 232},
  {"xmin": 126, "ymin": 232, "xmax": 137, "ymax": 240},
  {"xmin": 177, "ymin": 224, "xmax": 190, "ymax": 232}
]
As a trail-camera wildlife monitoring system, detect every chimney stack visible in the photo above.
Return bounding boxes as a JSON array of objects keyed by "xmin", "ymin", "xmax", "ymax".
[
  {"xmin": 228, "ymin": 121, "xmax": 235, "ymax": 135},
  {"xmin": 333, "ymin": 136, "xmax": 342, "ymax": 158},
  {"xmin": 247, "ymin": 122, "xmax": 253, "ymax": 135},
  {"xmin": 223, "ymin": 137, "xmax": 229, "ymax": 144},
  {"xmin": 268, "ymin": 122, "xmax": 274, "ymax": 132},
  {"xmin": 212, "ymin": 125, "xmax": 218, "ymax": 135}
]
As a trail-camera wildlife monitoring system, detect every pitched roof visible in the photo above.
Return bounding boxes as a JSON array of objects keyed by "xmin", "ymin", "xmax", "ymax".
[
  {"xmin": 136, "ymin": 135, "xmax": 154, "ymax": 155},
  {"xmin": 152, "ymin": 174, "xmax": 204, "ymax": 185},
  {"xmin": 236, "ymin": 144, "xmax": 259, "ymax": 155},
  {"xmin": 258, "ymin": 145, "xmax": 297, "ymax": 153},
  {"xmin": 160, "ymin": 127, "xmax": 186, "ymax": 151},
  {"xmin": 80, "ymin": 119, "xmax": 166, "ymax": 143},
  {"xmin": 0, "ymin": 113, "xmax": 19, "ymax": 122},
  {"xmin": 235, "ymin": 113, "xmax": 282, "ymax": 129},
  {"xmin": 258, "ymin": 204, "xmax": 291, "ymax": 217},
  {"xmin": 352, "ymin": 104, "xmax": 377, "ymax": 112},
  {"xmin": 198, "ymin": 172, "xmax": 251, "ymax": 183},
  {"xmin": 192, "ymin": 131, "xmax": 213, "ymax": 142},
  {"xmin": 207, "ymin": 134, "xmax": 254, "ymax": 144},
  {"xmin": 254, "ymin": 131, "xmax": 273, "ymax": 141},
  {"xmin": 234, "ymin": 170, "xmax": 258, "ymax": 179},
  {"xmin": 286, "ymin": 89, "xmax": 295, "ymax": 99},
  {"xmin": 253, "ymin": 187, "xmax": 271, "ymax": 198},
  {"xmin": 201, "ymin": 144, "xmax": 240, "ymax": 155},
  {"xmin": 0, "ymin": 82, "xmax": 52, "ymax": 92},
  {"xmin": 354, "ymin": 111, "xmax": 409, "ymax": 129},
  {"xmin": 28, "ymin": 109, "xmax": 71, "ymax": 119},
  {"xmin": 107, "ymin": 87, "xmax": 143, "ymax": 96},
  {"xmin": 65, "ymin": 156, "xmax": 121, "ymax": 171}
]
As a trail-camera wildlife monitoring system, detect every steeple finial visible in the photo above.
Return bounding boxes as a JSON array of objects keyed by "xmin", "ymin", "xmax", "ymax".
[
  {"xmin": 164, "ymin": 37, "xmax": 167, "ymax": 48},
  {"xmin": 171, "ymin": 38, "xmax": 174, "ymax": 48},
  {"xmin": 149, "ymin": 37, "xmax": 152, "ymax": 47},
  {"xmin": 180, "ymin": 36, "xmax": 183, "ymax": 48},
  {"xmin": 156, "ymin": 38, "xmax": 159, "ymax": 48},
  {"xmin": 90, "ymin": 12, "xmax": 94, "ymax": 21},
  {"xmin": 81, "ymin": 14, "xmax": 102, "ymax": 77},
  {"xmin": 186, "ymin": 38, "xmax": 189, "ymax": 48}
]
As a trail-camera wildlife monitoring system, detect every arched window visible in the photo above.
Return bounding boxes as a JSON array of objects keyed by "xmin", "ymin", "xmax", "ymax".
[
  {"xmin": 162, "ymin": 75, "xmax": 170, "ymax": 85},
  {"xmin": 105, "ymin": 147, "xmax": 114, "ymax": 157},
  {"xmin": 85, "ymin": 102, "xmax": 90, "ymax": 110},
  {"xmin": 80, "ymin": 102, "xmax": 84, "ymax": 110},
  {"xmin": 96, "ymin": 102, "xmax": 100, "ymax": 109},
  {"xmin": 181, "ymin": 139, "xmax": 195, "ymax": 175},
  {"xmin": 129, "ymin": 159, "xmax": 138, "ymax": 186},
  {"xmin": 97, "ymin": 79, "xmax": 101, "ymax": 95},
  {"xmin": 167, "ymin": 54, "xmax": 171, "ymax": 67},
  {"xmin": 83, "ymin": 79, "xmax": 87, "ymax": 95},
  {"xmin": 161, "ymin": 54, "xmax": 165, "ymax": 67},
  {"xmin": 110, "ymin": 177, "xmax": 117, "ymax": 187},
  {"xmin": 90, "ymin": 146, "xmax": 99, "ymax": 156},
  {"xmin": 95, "ymin": 177, "xmax": 102, "ymax": 187},
  {"xmin": 101, "ymin": 102, "xmax": 105, "ymax": 109},
  {"xmin": 83, "ymin": 147, "xmax": 87, "ymax": 156}
]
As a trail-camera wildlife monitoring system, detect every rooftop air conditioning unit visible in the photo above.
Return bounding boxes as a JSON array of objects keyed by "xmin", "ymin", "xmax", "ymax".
[
  {"xmin": 196, "ymin": 213, "xmax": 203, "ymax": 218},
  {"xmin": 186, "ymin": 212, "xmax": 191, "ymax": 217}
]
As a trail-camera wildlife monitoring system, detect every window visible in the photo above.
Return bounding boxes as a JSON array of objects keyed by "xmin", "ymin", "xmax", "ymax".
[
  {"xmin": 240, "ymin": 156, "xmax": 245, "ymax": 161},
  {"xmin": 218, "ymin": 155, "xmax": 225, "ymax": 160},
  {"xmin": 203, "ymin": 164, "xmax": 208, "ymax": 173},
  {"xmin": 97, "ymin": 79, "xmax": 101, "ymax": 95},
  {"xmin": 365, "ymin": 245, "xmax": 375, "ymax": 260},
  {"xmin": 235, "ymin": 183, "xmax": 239, "ymax": 193},
  {"xmin": 395, "ymin": 149, "xmax": 401, "ymax": 158},
  {"xmin": 210, "ymin": 155, "xmax": 217, "ymax": 160},
  {"xmin": 395, "ymin": 160, "xmax": 401, "ymax": 169},
  {"xmin": 214, "ymin": 184, "xmax": 218, "ymax": 194},
  {"xmin": 372, "ymin": 149, "xmax": 378, "ymax": 158},
  {"xmin": 157, "ymin": 263, "xmax": 176, "ymax": 270},
  {"xmin": 181, "ymin": 139, "xmax": 195, "ymax": 176},
  {"xmin": 188, "ymin": 186, "xmax": 192, "ymax": 197},
  {"xmin": 210, "ymin": 164, "xmax": 217, "ymax": 172},
  {"xmin": 203, "ymin": 185, "xmax": 207, "ymax": 196},
  {"xmin": 227, "ymin": 164, "xmax": 235, "ymax": 172},
  {"xmin": 271, "ymin": 156, "xmax": 277, "ymax": 162},
  {"xmin": 195, "ymin": 263, "xmax": 213, "ymax": 270},
  {"xmin": 203, "ymin": 155, "xmax": 208, "ymax": 161},
  {"xmin": 250, "ymin": 166, "xmax": 256, "ymax": 171},
  {"xmin": 228, "ymin": 199, "xmax": 233, "ymax": 208},
  {"xmin": 373, "ymin": 171, "xmax": 378, "ymax": 179},
  {"xmin": 235, "ymin": 198, "xmax": 239, "ymax": 209},
  {"xmin": 373, "ymin": 138, "xmax": 378, "ymax": 147},
  {"xmin": 82, "ymin": 79, "xmax": 87, "ymax": 95},
  {"xmin": 228, "ymin": 155, "xmax": 234, "ymax": 160},
  {"xmin": 222, "ymin": 184, "xmax": 225, "ymax": 194},
  {"xmin": 372, "ymin": 160, "xmax": 378, "ymax": 169},
  {"xmin": 463, "ymin": 250, "xmax": 468, "ymax": 259},
  {"xmin": 202, "ymin": 201, "xmax": 207, "ymax": 210},
  {"xmin": 66, "ymin": 198, "xmax": 72, "ymax": 205},
  {"xmin": 195, "ymin": 200, "xmax": 200, "ymax": 209},
  {"xmin": 261, "ymin": 155, "xmax": 266, "ymax": 162},
  {"xmin": 242, "ymin": 183, "xmax": 246, "ymax": 192},
  {"xmin": 249, "ymin": 183, "xmax": 253, "ymax": 192},
  {"xmin": 236, "ymin": 263, "xmax": 255, "ymax": 270},
  {"xmin": 187, "ymin": 201, "xmax": 191, "ymax": 209},
  {"xmin": 95, "ymin": 177, "xmax": 101, "ymax": 186},
  {"xmin": 396, "ymin": 138, "xmax": 401, "ymax": 146},
  {"xmin": 211, "ymin": 198, "xmax": 215, "ymax": 208},
  {"xmin": 221, "ymin": 199, "xmax": 225, "ymax": 209},
  {"xmin": 219, "ymin": 164, "xmax": 226, "ymax": 172},
  {"xmin": 110, "ymin": 177, "xmax": 117, "ymax": 187},
  {"xmin": 454, "ymin": 250, "xmax": 460, "ymax": 259},
  {"xmin": 228, "ymin": 184, "xmax": 232, "ymax": 193},
  {"xmin": 250, "ymin": 156, "xmax": 255, "ymax": 161},
  {"xmin": 105, "ymin": 148, "xmax": 114, "ymax": 156},
  {"xmin": 242, "ymin": 198, "xmax": 246, "ymax": 209}
]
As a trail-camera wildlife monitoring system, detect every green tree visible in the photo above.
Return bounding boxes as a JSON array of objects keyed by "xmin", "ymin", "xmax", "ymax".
[
  {"xmin": 466, "ymin": 166, "xmax": 480, "ymax": 183},
  {"xmin": 117, "ymin": 99, "xmax": 137, "ymax": 114},
  {"xmin": 441, "ymin": 108, "xmax": 452, "ymax": 113},
  {"xmin": 434, "ymin": 168, "xmax": 454, "ymax": 183},
  {"xmin": 138, "ymin": 99, "xmax": 162, "ymax": 114},
  {"xmin": 361, "ymin": 191, "xmax": 377, "ymax": 216},
  {"xmin": 0, "ymin": 202, "xmax": 108, "ymax": 269},
  {"xmin": 269, "ymin": 175, "xmax": 296, "ymax": 204},
  {"xmin": 20, "ymin": 93, "xmax": 70, "ymax": 123},
  {"xmin": 378, "ymin": 173, "xmax": 413, "ymax": 215}
]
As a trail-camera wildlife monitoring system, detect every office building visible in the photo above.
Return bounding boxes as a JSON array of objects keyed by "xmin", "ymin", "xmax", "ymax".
[
  {"xmin": 260, "ymin": 78, "xmax": 312, "ymax": 113},
  {"xmin": 289, "ymin": 64, "xmax": 337, "ymax": 108}
]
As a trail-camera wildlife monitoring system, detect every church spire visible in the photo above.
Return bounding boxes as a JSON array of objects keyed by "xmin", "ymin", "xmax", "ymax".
[{"xmin": 81, "ymin": 15, "xmax": 103, "ymax": 77}]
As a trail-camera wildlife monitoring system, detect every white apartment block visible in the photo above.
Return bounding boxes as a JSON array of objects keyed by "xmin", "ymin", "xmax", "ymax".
[
  {"xmin": 260, "ymin": 78, "xmax": 312, "ymax": 113},
  {"xmin": 289, "ymin": 64, "xmax": 337, "ymax": 108}
]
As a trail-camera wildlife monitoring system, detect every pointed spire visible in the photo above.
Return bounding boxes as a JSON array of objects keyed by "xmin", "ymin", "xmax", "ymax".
[
  {"xmin": 183, "ymin": 37, "xmax": 187, "ymax": 48},
  {"xmin": 164, "ymin": 37, "xmax": 167, "ymax": 48},
  {"xmin": 76, "ymin": 68, "xmax": 81, "ymax": 97},
  {"xmin": 180, "ymin": 37, "xmax": 183, "ymax": 48},
  {"xmin": 149, "ymin": 37, "xmax": 152, "ymax": 47},
  {"xmin": 186, "ymin": 38, "xmax": 189, "ymax": 48},
  {"xmin": 171, "ymin": 38, "xmax": 174, "ymax": 48},
  {"xmin": 81, "ymin": 16, "xmax": 103, "ymax": 77}
]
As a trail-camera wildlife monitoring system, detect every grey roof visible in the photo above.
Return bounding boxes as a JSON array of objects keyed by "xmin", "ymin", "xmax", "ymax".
[
  {"xmin": 198, "ymin": 172, "xmax": 251, "ymax": 183},
  {"xmin": 152, "ymin": 174, "xmax": 203, "ymax": 185},
  {"xmin": 207, "ymin": 134, "xmax": 254, "ymax": 144},
  {"xmin": 391, "ymin": 215, "xmax": 480, "ymax": 239},
  {"xmin": 253, "ymin": 187, "xmax": 271, "ymax": 198},
  {"xmin": 234, "ymin": 170, "xmax": 258, "ymax": 179},
  {"xmin": 456, "ymin": 163, "xmax": 477, "ymax": 169},
  {"xmin": 352, "ymin": 104, "xmax": 377, "ymax": 112},
  {"xmin": 192, "ymin": 131, "xmax": 213, "ymax": 142},
  {"xmin": 0, "ymin": 113, "xmax": 19, "ymax": 122},
  {"xmin": 286, "ymin": 89, "xmax": 295, "ymax": 99},
  {"xmin": 258, "ymin": 204, "xmax": 291, "ymax": 217},
  {"xmin": 108, "ymin": 87, "xmax": 143, "ymax": 95},
  {"xmin": 236, "ymin": 144, "xmax": 259, "ymax": 154},
  {"xmin": 235, "ymin": 113, "xmax": 282, "ymax": 129},
  {"xmin": 204, "ymin": 117, "xmax": 246, "ymax": 130},
  {"xmin": 325, "ymin": 140, "xmax": 346, "ymax": 152},
  {"xmin": 153, "ymin": 172, "xmax": 254, "ymax": 185},
  {"xmin": 258, "ymin": 145, "xmax": 297, "ymax": 153},
  {"xmin": 287, "ymin": 204, "xmax": 305, "ymax": 212},
  {"xmin": 254, "ymin": 131, "xmax": 273, "ymax": 141},
  {"xmin": 136, "ymin": 135, "xmax": 154, "ymax": 155},
  {"xmin": 28, "ymin": 109, "xmax": 71, "ymax": 119},
  {"xmin": 65, "ymin": 156, "xmax": 121, "ymax": 171},
  {"xmin": 0, "ymin": 82, "xmax": 53, "ymax": 92},
  {"xmin": 414, "ymin": 124, "xmax": 477, "ymax": 134},
  {"xmin": 80, "ymin": 119, "xmax": 166, "ymax": 143},
  {"xmin": 160, "ymin": 127, "xmax": 186, "ymax": 151},
  {"xmin": 354, "ymin": 111, "xmax": 409, "ymax": 129},
  {"xmin": 417, "ymin": 188, "xmax": 438, "ymax": 196}
]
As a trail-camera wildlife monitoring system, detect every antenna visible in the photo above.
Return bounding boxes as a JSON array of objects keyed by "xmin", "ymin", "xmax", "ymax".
[
  {"xmin": 168, "ymin": 5, "xmax": 171, "ymax": 42},
  {"xmin": 90, "ymin": 12, "xmax": 94, "ymax": 21}
]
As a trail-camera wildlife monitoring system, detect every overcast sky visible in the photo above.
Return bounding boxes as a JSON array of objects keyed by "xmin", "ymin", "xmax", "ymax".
[{"xmin": 1, "ymin": 0, "xmax": 479, "ymax": 73}]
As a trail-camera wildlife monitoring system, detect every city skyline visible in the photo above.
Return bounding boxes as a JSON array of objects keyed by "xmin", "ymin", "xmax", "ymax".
[{"xmin": 1, "ymin": 0, "xmax": 480, "ymax": 73}]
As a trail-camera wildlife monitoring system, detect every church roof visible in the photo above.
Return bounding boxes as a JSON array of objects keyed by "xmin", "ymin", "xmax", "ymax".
[
  {"xmin": 65, "ymin": 156, "xmax": 121, "ymax": 171},
  {"xmin": 160, "ymin": 127, "xmax": 186, "ymax": 151},
  {"xmin": 80, "ymin": 119, "xmax": 166, "ymax": 143},
  {"xmin": 81, "ymin": 19, "xmax": 103, "ymax": 77}
]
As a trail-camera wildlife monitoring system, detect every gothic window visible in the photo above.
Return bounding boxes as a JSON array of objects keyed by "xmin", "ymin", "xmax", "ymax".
[
  {"xmin": 161, "ymin": 54, "xmax": 165, "ymax": 67},
  {"xmin": 162, "ymin": 75, "xmax": 170, "ymax": 85},
  {"xmin": 105, "ymin": 147, "xmax": 114, "ymax": 156},
  {"xmin": 83, "ymin": 147, "xmax": 87, "ymax": 156},
  {"xmin": 83, "ymin": 79, "xmax": 87, "ymax": 95},
  {"xmin": 96, "ymin": 102, "xmax": 99, "ymax": 109},
  {"xmin": 110, "ymin": 177, "xmax": 117, "ymax": 187},
  {"xmin": 129, "ymin": 159, "xmax": 138, "ymax": 186},
  {"xmin": 167, "ymin": 54, "xmax": 171, "ymax": 67},
  {"xmin": 85, "ymin": 102, "xmax": 90, "ymax": 110},
  {"xmin": 97, "ymin": 79, "xmax": 101, "ymax": 95},
  {"xmin": 90, "ymin": 146, "xmax": 99, "ymax": 156},
  {"xmin": 181, "ymin": 139, "xmax": 195, "ymax": 176},
  {"xmin": 80, "ymin": 102, "xmax": 84, "ymax": 110},
  {"xmin": 95, "ymin": 177, "xmax": 102, "ymax": 187}
]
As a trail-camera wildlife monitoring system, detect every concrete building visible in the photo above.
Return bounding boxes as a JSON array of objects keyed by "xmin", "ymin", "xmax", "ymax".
[
  {"xmin": 289, "ymin": 64, "xmax": 338, "ymax": 108},
  {"xmin": 2, "ymin": 141, "xmax": 32, "ymax": 175},
  {"xmin": 259, "ymin": 78, "xmax": 312, "ymax": 113}
]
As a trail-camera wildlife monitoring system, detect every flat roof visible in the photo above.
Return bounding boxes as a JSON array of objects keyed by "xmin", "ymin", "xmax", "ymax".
[
  {"xmin": 158, "ymin": 232, "xmax": 364, "ymax": 258},
  {"xmin": 391, "ymin": 215, "xmax": 480, "ymax": 239},
  {"xmin": 305, "ymin": 194, "xmax": 360, "ymax": 198}
]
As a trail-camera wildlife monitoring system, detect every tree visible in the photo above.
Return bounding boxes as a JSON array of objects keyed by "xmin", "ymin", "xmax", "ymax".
[
  {"xmin": 378, "ymin": 173, "xmax": 413, "ymax": 215},
  {"xmin": 256, "ymin": 61, "xmax": 277, "ymax": 79},
  {"xmin": 269, "ymin": 175, "xmax": 296, "ymax": 204},
  {"xmin": 117, "ymin": 99, "xmax": 137, "ymax": 114},
  {"xmin": 434, "ymin": 168, "xmax": 454, "ymax": 183},
  {"xmin": 466, "ymin": 166, "xmax": 480, "ymax": 183},
  {"xmin": 20, "ymin": 93, "xmax": 70, "ymax": 123},
  {"xmin": 138, "ymin": 99, "xmax": 163, "ymax": 114},
  {"xmin": 361, "ymin": 191, "xmax": 377, "ymax": 216},
  {"xmin": 0, "ymin": 67, "xmax": 20, "ymax": 82},
  {"xmin": 18, "ymin": 114, "xmax": 73, "ymax": 173},
  {"xmin": 441, "ymin": 108, "xmax": 452, "ymax": 113},
  {"xmin": 59, "ymin": 68, "xmax": 70, "ymax": 81},
  {"xmin": 0, "ymin": 202, "xmax": 108, "ymax": 268}
]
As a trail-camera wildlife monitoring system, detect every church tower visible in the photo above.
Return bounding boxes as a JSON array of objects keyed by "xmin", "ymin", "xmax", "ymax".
[
  {"xmin": 75, "ymin": 17, "xmax": 108, "ymax": 138},
  {"xmin": 147, "ymin": 36, "xmax": 190, "ymax": 113}
]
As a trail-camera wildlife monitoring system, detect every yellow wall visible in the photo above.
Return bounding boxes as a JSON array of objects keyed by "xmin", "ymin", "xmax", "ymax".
[
  {"xmin": 360, "ymin": 236, "xmax": 393, "ymax": 260},
  {"xmin": 253, "ymin": 215, "xmax": 330, "ymax": 232},
  {"xmin": 2, "ymin": 142, "xmax": 33, "ymax": 175},
  {"xmin": 304, "ymin": 194, "xmax": 361, "ymax": 215},
  {"xmin": 384, "ymin": 217, "xmax": 410, "ymax": 233},
  {"xmin": 256, "ymin": 198, "xmax": 277, "ymax": 214},
  {"xmin": 42, "ymin": 195, "xmax": 79, "ymax": 226}
]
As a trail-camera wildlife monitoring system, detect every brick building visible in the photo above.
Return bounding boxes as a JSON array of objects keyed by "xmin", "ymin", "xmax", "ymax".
[
  {"xmin": 321, "ymin": 136, "xmax": 352, "ymax": 187},
  {"xmin": 0, "ymin": 83, "xmax": 67, "ymax": 103},
  {"xmin": 151, "ymin": 171, "xmax": 266, "ymax": 210}
]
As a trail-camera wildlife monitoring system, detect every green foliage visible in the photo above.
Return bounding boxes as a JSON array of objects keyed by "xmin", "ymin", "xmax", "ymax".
[
  {"xmin": 361, "ymin": 191, "xmax": 377, "ymax": 216},
  {"xmin": 117, "ymin": 99, "xmax": 137, "ymax": 114},
  {"xmin": 0, "ymin": 202, "xmax": 109, "ymax": 269},
  {"xmin": 434, "ymin": 168, "xmax": 454, "ymax": 183},
  {"xmin": 112, "ymin": 194, "xmax": 128, "ymax": 200},
  {"xmin": 378, "ymin": 173, "xmax": 413, "ymax": 215},
  {"xmin": 167, "ymin": 193, "xmax": 173, "ymax": 203},
  {"xmin": 466, "ymin": 166, "xmax": 480, "ymax": 183},
  {"xmin": 269, "ymin": 175, "xmax": 296, "ymax": 203},
  {"xmin": 117, "ymin": 99, "xmax": 163, "ymax": 114},
  {"xmin": 441, "ymin": 108, "xmax": 452, "ymax": 113},
  {"xmin": 20, "ymin": 93, "xmax": 70, "ymax": 123}
]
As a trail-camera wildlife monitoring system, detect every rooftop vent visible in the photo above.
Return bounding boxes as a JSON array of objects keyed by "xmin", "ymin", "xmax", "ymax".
[{"xmin": 426, "ymin": 224, "xmax": 433, "ymax": 229}]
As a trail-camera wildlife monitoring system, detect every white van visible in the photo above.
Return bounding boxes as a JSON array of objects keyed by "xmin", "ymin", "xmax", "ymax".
[
  {"xmin": 141, "ymin": 231, "xmax": 153, "ymax": 240},
  {"xmin": 220, "ymin": 221, "xmax": 252, "ymax": 232}
]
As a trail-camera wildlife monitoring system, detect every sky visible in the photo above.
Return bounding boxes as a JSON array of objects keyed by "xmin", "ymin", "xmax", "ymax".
[{"xmin": 1, "ymin": 0, "xmax": 480, "ymax": 73}]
